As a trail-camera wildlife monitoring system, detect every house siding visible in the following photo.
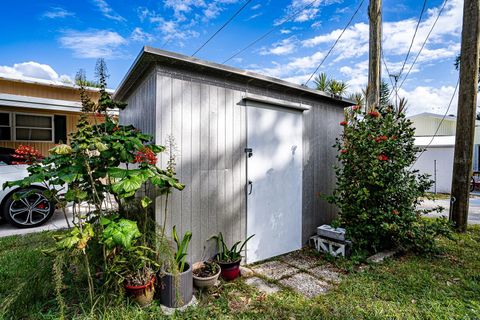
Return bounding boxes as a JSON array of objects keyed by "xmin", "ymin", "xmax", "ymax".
[{"xmin": 0, "ymin": 106, "xmax": 89, "ymax": 156}]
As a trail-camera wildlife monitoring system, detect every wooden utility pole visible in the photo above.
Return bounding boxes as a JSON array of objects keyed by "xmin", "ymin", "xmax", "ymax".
[
  {"xmin": 450, "ymin": 0, "xmax": 480, "ymax": 232},
  {"xmin": 367, "ymin": 0, "xmax": 382, "ymax": 111}
]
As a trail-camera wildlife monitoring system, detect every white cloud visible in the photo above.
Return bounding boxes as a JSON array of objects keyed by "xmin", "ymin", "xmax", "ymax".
[
  {"xmin": 59, "ymin": 30, "xmax": 128, "ymax": 58},
  {"xmin": 0, "ymin": 61, "xmax": 72, "ymax": 83},
  {"xmin": 251, "ymin": 4, "xmax": 261, "ymax": 10},
  {"xmin": 339, "ymin": 60, "xmax": 368, "ymax": 93},
  {"xmin": 276, "ymin": 0, "xmax": 343, "ymax": 25},
  {"xmin": 251, "ymin": 51, "xmax": 325, "ymax": 80},
  {"xmin": 92, "ymin": 0, "xmax": 125, "ymax": 22},
  {"xmin": 398, "ymin": 85, "xmax": 459, "ymax": 115},
  {"xmin": 130, "ymin": 27, "xmax": 155, "ymax": 42},
  {"xmin": 42, "ymin": 7, "xmax": 74, "ymax": 19},
  {"xmin": 260, "ymin": 37, "xmax": 298, "ymax": 56}
]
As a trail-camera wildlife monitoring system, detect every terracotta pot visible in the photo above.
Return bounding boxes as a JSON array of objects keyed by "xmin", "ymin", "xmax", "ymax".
[
  {"xmin": 124, "ymin": 275, "xmax": 156, "ymax": 307},
  {"xmin": 192, "ymin": 261, "xmax": 221, "ymax": 288},
  {"xmin": 158, "ymin": 263, "xmax": 193, "ymax": 308},
  {"xmin": 217, "ymin": 258, "xmax": 241, "ymax": 281}
]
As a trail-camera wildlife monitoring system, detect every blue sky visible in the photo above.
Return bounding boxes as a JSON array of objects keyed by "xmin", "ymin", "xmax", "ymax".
[{"xmin": 0, "ymin": 0, "xmax": 464, "ymax": 114}]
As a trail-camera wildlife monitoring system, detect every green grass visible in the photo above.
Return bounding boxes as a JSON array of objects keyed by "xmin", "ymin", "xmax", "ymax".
[{"xmin": 1, "ymin": 227, "xmax": 480, "ymax": 319}]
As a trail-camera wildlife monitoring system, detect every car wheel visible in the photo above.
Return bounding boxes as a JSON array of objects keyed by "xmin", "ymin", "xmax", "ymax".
[{"xmin": 2, "ymin": 187, "xmax": 55, "ymax": 228}]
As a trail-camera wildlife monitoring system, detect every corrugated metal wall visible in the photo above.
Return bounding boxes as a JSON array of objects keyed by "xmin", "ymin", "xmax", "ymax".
[{"xmin": 120, "ymin": 65, "xmax": 344, "ymax": 262}]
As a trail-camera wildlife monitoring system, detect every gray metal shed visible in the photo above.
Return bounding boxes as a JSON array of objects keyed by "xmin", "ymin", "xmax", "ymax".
[{"xmin": 116, "ymin": 46, "xmax": 352, "ymax": 263}]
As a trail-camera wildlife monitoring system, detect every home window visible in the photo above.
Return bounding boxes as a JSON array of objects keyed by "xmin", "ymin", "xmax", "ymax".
[
  {"xmin": 0, "ymin": 112, "xmax": 12, "ymax": 141},
  {"xmin": 14, "ymin": 113, "xmax": 54, "ymax": 142}
]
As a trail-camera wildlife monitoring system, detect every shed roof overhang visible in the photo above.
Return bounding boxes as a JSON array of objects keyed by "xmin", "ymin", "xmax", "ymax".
[{"xmin": 114, "ymin": 46, "xmax": 354, "ymax": 107}]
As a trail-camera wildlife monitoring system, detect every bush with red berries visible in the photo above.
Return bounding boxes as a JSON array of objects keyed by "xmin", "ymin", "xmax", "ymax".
[{"xmin": 329, "ymin": 106, "xmax": 451, "ymax": 255}]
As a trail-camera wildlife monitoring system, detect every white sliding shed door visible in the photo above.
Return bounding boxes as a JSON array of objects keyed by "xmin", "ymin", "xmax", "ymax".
[{"xmin": 246, "ymin": 101, "xmax": 303, "ymax": 263}]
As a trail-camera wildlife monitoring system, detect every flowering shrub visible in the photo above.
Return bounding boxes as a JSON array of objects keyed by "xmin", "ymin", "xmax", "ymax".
[
  {"xmin": 329, "ymin": 106, "xmax": 451, "ymax": 254},
  {"xmin": 11, "ymin": 145, "xmax": 43, "ymax": 165}
]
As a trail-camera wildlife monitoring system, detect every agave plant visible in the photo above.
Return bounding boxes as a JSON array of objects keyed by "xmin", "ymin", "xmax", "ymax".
[{"xmin": 210, "ymin": 232, "xmax": 255, "ymax": 263}]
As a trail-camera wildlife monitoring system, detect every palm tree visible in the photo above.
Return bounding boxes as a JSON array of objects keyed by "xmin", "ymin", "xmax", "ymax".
[
  {"xmin": 313, "ymin": 73, "xmax": 330, "ymax": 92},
  {"xmin": 328, "ymin": 80, "xmax": 349, "ymax": 96},
  {"xmin": 313, "ymin": 73, "xmax": 349, "ymax": 96},
  {"xmin": 348, "ymin": 92, "xmax": 365, "ymax": 108}
]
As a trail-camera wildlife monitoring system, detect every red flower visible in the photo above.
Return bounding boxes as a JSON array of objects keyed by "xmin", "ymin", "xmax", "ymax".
[
  {"xmin": 133, "ymin": 147, "xmax": 157, "ymax": 165},
  {"xmin": 378, "ymin": 154, "xmax": 388, "ymax": 161},
  {"xmin": 391, "ymin": 135, "xmax": 397, "ymax": 140},
  {"xmin": 375, "ymin": 135, "xmax": 388, "ymax": 143},
  {"xmin": 112, "ymin": 126, "xmax": 119, "ymax": 132},
  {"xmin": 340, "ymin": 149, "xmax": 348, "ymax": 154},
  {"xmin": 352, "ymin": 105, "xmax": 361, "ymax": 111},
  {"xmin": 368, "ymin": 111, "xmax": 380, "ymax": 118},
  {"xmin": 392, "ymin": 210, "xmax": 399, "ymax": 215},
  {"xmin": 340, "ymin": 121, "xmax": 348, "ymax": 126}
]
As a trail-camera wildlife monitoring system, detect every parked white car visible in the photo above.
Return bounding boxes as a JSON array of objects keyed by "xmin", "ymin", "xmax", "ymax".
[{"xmin": 0, "ymin": 163, "xmax": 55, "ymax": 228}]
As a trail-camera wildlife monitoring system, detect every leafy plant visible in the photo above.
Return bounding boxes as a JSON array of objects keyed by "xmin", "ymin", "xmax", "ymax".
[
  {"xmin": 328, "ymin": 105, "xmax": 452, "ymax": 254},
  {"xmin": 193, "ymin": 261, "xmax": 220, "ymax": 278},
  {"xmin": 172, "ymin": 226, "xmax": 192, "ymax": 272},
  {"xmin": 210, "ymin": 232, "xmax": 254, "ymax": 263},
  {"xmin": 100, "ymin": 216, "xmax": 141, "ymax": 250}
]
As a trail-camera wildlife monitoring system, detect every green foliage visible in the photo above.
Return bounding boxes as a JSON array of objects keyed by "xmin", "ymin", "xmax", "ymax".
[
  {"xmin": 100, "ymin": 216, "xmax": 141, "ymax": 249},
  {"xmin": 1, "ymin": 60, "xmax": 184, "ymax": 300},
  {"xmin": 172, "ymin": 226, "xmax": 192, "ymax": 272},
  {"xmin": 329, "ymin": 106, "xmax": 452, "ymax": 254},
  {"xmin": 210, "ymin": 232, "xmax": 255, "ymax": 263},
  {"xmin": 53, "ymin": 224, "xmax": 94, "ymax": 251},
  {"xmin": 313, "ymin": 72, "xmax": 348, "ymax": 96}
]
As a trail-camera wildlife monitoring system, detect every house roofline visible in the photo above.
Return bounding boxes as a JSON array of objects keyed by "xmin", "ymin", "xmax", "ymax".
[
  {"xmin": 0, "ymin": 75, "xmax": 114, "ymax": 94},
  {"xmin": 114, "ymin": 46, "xmax": 354, "ymax": 107}
]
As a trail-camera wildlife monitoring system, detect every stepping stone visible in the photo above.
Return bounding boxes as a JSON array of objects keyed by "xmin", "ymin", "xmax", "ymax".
[
  {"xmin": 252, "ymin": 260, "xmax": 298, "ymax": 280},
  {"xmin": 280, "ymin": 251, "xmax": 319, "ymax": 269},
  {"xmin": 279, "ymin": 273, "xmax": 331, "ymax": 298},
  {"xmin": 240, "ymin": 266, "xmax": 254, "ymax": 277},
  {"xmin": 307, "ymin": 266, "xmax": 343, "ymax": 284},
  {"xmin": 245, "ymin": 277, "xmax": 280, "ymax": 294}
]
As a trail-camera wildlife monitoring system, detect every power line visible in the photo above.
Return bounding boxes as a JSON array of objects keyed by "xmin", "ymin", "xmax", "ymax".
[
  {"xmin": 389, "ymin": 0, "xmax": 448, "ymax": 99},
  {"xmin": 410, "ymin": 77, "xmax": 459, "ymax": 169},
  {"xmin": 397, "ymin": 0, "xmax": 428, "ymax": 79},
  {"xmin": 192, "ymin": 0, "xmax": 254, "ymax": 57},
  {"xmin": 222, "ymin": 0, "xmax": 320, "ymax": 64},
  {"xmin": 304, "ymin": 0, "xmax": 366, "ymax": 86}
]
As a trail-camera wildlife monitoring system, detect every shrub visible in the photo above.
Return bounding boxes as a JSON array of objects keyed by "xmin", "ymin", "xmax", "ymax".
[{"xmin": 329, "ymin": 106, "xmax": 451, "ymax": 254}]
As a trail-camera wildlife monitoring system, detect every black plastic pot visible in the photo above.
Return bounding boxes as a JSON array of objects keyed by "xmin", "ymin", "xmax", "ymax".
[{"xmin": 158, "ymin": 263, "xmax": 193, "ymax": 308}]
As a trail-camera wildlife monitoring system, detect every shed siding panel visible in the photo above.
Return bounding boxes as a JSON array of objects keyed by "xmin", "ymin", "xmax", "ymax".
[{"xmin": 120, "ymin": 70, "xmax": 156, "ymax": 137}]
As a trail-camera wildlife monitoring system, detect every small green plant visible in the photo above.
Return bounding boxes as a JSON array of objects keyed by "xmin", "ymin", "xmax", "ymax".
[
  {"xmin": 101, "ymin": 216, "xmax": 158, "ymax": 286},
  {"xmin": 210, "ymin": 232, "xmax": 255, "ymax": 263},
  {"xmin": 173, "ymin": 226, "xmax": 192, "ymax": 272},
  {"xmin": 193, "ymin": 261, "xmax": 220, "ymax": 278}
]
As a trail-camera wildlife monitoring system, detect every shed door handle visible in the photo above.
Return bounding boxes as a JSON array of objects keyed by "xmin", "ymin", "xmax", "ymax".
[{"xmin": 248, "ymin": 180, "xmax": 253, "ymax": 195}]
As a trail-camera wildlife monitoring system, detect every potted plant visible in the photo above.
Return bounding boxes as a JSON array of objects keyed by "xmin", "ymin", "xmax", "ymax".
[
  {"xmin": 101, "ymin": 216, "xmax": 158, "ymax": 307},
  {"xmin": 192, "ymin": 260, "xmax": 221, "ymax": 288},
  {"xmin": 210, "ymin": 232, "xmax": 254, "ymax": 281},
  {"xmin": 159, "ymin": 226, "xmax": 193, "ymax": 308}
]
